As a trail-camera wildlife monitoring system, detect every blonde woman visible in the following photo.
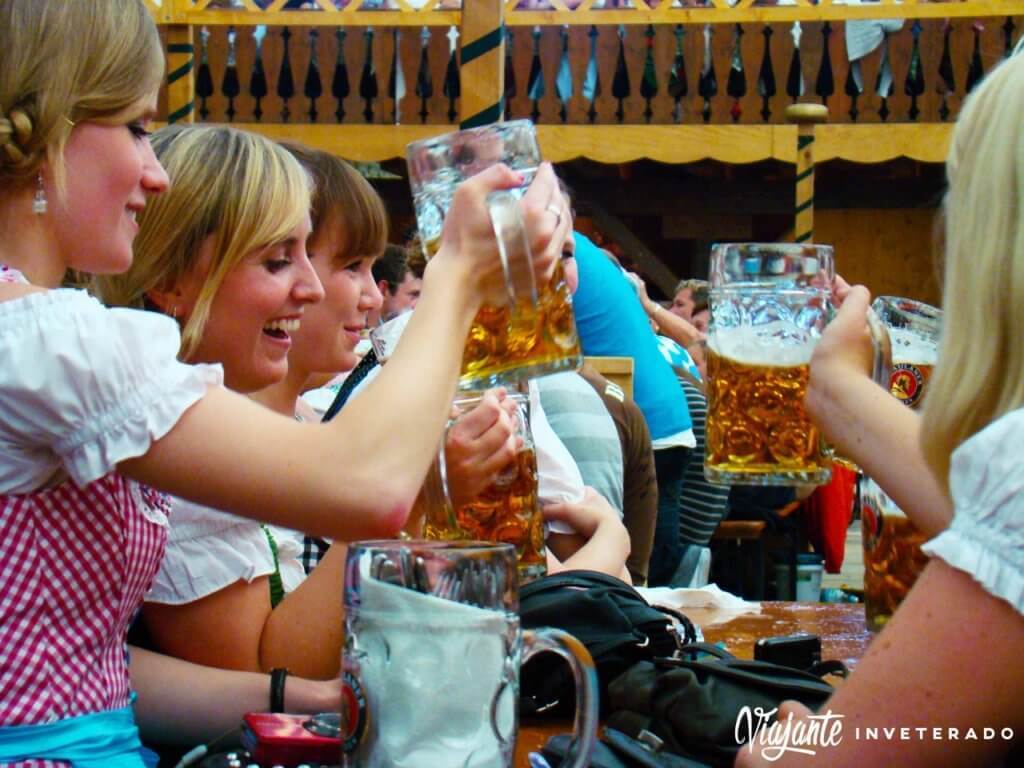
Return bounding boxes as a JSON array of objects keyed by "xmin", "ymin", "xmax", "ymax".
[
  {"xmin": 737, "ymin": 55, "xmax": 1024, "ymax": 768},
  {"xmin": 0, "ymin": 0, "xmax": 567, "ymax": 761}
]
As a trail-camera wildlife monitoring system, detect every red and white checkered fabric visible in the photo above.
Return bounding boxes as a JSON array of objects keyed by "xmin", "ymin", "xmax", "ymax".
[
  {"xmin": 0, "ymin": 476, "xmax": 167, "ymax": 766},
  {"xmin": 1, "ymin": 264, "xmax": 174, "ymax": 766}
]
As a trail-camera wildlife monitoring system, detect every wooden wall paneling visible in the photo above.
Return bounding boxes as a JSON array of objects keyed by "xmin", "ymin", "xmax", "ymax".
[{"xmin": 814, "ymin": 208, "xmax": 942, "ymax": 306}]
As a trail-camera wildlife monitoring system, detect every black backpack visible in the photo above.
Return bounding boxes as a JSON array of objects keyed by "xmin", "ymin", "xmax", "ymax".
[
  {"xmin": 519, "ymin": 570, "xmax": 696, "ymax": 715},
  {"xmin": 606, "ymin": 643, "xmax": 844, "ymax": 767}
]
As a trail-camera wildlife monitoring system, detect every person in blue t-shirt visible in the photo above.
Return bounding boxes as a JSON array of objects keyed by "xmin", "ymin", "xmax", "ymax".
[{"xmin": 568, "ymin": 231, "xmax": 695, "ymax": 585}]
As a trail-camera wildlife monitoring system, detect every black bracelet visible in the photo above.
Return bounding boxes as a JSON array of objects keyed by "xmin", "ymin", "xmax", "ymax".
[{"xmin": 270, "ymin": 667, "xmax": 288, "ymax": 713}]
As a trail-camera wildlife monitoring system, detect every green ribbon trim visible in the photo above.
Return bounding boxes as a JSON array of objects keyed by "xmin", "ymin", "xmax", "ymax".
[
  {"xmin": 167, "ymin": 102, "xmax": 193, "ymax": 124},
  {"xmin": 795, "ymin": 167, "xmax": 814, "ymax": 183},
  {"xmin": 795, "ymin": 198, "xmax": 814, "ymax": 215},
  {"xmin": 461, "ymin": 100, "xmax": 504, "ymax": 129},
  {"xmin": 461, "ymin": 27, "xmax": 504, "ymax": 66},
  {"xmin": 167, "ymin": 60, "xmax": 192, "ymax": 86},
  {"xmin": 261, "ymin": 525, "xmax": 286, "ymax": 610},
  {"xmin": 798, "ymin": 135, "xmax": 814, "ymax": 150},
  {"xmin": 796, "ymin": 231, "xmax": 813, "ymax": 243}
]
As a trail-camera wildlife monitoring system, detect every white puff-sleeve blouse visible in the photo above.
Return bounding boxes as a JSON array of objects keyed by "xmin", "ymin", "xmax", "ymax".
[
  {"xmin": 147, "ymin": 499, "xmax": 306, "ymax": 605},
  {"xmin": 0, "ymin": 287, "xmax": 222, "ymax": 493},
  {"xmin": 922, "ymin": 407, "xmax": 1024, "ymax": 614}
]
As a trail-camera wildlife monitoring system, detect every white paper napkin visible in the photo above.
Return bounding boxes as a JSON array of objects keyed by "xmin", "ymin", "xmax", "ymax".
[{"xmin": 352, "ymin": 574, "xmax": 516, "ymax": 768}]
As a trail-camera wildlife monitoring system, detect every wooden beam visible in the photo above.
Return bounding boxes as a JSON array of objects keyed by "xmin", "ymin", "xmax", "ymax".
[
  {"xmin": 588, "ymin": 203, "xmax": 678, "ymax": 297},
  {"xmin": 459, "ymin": 0, "xmax": 505, "ymax": 127},
  {"xmin": 165, "ymin": 25, "xmax": 195, "ymax": 124}
]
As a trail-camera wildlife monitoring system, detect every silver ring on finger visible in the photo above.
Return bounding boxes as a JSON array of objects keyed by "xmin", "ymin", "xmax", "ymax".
[{"xmin": 545, "ymin": 202, "xmax": 563, "ymax": 228}]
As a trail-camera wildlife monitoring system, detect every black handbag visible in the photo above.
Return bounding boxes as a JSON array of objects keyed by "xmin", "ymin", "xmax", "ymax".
[
  {"xmin": 606, "ymin": 642, "xmax": 845, "ymax": 767},
  {"xmin": 519, "ymin": 570, "xmax": 696, "ymax": 715}
]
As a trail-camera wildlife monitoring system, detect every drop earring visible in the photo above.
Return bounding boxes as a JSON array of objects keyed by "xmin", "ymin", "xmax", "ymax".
[{"xmin": 32, "ymin": 172, "xmax": 47, "ymax": 215}]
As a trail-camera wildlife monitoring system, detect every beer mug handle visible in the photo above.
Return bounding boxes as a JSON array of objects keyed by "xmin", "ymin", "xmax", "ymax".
[
  {"xmin": 486, "ymin": 191, "xmax": 539, "ymax": 309},
  {"xmin": 865, "ymin": 307, "xmax": 893, "ymax": 388},
  {"xmin": 511, "ymin": 628, "xmax": 599, "ymax": 768}
]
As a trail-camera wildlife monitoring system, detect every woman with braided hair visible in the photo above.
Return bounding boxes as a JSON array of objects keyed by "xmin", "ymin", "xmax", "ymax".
[{"xmin": 0, "ymin": 1, "xmax": 569, "ymax": 763}]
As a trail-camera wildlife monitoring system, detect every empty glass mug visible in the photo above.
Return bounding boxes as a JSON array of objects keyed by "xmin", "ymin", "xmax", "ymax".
[
  {"xmin": 861, "ymin": 296, "xmax": 942, "ymax": 631},
  {"xmin": 341, "ymin": 540, "xmax": 598, "ymax": 768},
  {"xmin": 704, "ymin": 243, "xmax": 835, "ymax": 486},
  {"xmin": 424, "ymin": 391, "xmax": 547, "ymax": 583},
  {"xmin": 406, "ymin": 120, "xmax": 582, "ymax": 390}
]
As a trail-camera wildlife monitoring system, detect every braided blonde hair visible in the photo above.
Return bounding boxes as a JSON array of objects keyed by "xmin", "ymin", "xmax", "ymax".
[{"xmin": 0, "ymin": 0, "xmax": 163, "ymax": 199}]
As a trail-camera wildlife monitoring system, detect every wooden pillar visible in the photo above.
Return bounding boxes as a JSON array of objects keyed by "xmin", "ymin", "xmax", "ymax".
[
  {"xmin": 166, "ymin": 24, "xmax": 195, "ymax": 124},
  {"xmin": 459, "ymin": 0, "xmax": 505, "ymax": 128},
  {"xmin": 785, "ymin": 104, "xmax": 828, "ymax": 243}
]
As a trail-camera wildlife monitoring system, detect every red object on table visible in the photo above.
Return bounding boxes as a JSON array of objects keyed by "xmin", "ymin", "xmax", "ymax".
[{"xmin": 241, "ymin": 712, "xmax": 341, "ymax": 767}]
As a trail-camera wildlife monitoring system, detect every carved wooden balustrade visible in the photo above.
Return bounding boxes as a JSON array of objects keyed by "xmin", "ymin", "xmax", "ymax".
[{"xmin": 142, "ymin": 1, "xmax": 1024, "ymax": 165}]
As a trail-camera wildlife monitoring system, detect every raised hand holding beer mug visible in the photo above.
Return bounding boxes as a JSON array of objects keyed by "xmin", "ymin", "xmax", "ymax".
[
  {"xmin": 705, "ymin": 243, "xmax": 835, "ymax": 486},
  {"xmin": 407, "ymin": 120, "xmax": 582, "ymax": 390},
  {"xmin": 341, "ymin": 541, "xmax": 598, "ymax": 768}
]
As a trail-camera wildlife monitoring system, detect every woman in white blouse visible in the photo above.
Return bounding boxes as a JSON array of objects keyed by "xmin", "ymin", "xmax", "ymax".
[
  {"xmin": 123, "ymin": 140, "xmax": 627, "ymax": 682},
  {"xmin": 737, "ymin": 52, "xmax": 1024, "ymax": 768},
  {"xmin": 0, "ymin": 2, "xmax": 567, "ymax": 760}
]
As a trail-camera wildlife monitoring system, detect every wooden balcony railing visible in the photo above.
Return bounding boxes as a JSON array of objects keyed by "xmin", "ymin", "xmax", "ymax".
[{"xmin": 148, "ymin": 1, "xmax": 1024, "ymax": 165}]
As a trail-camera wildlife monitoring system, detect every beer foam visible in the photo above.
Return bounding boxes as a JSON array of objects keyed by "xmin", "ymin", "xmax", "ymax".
[
  {"xmin": 708, "ymin": 324, "xmax": 816, "ymax": 366},
  {"xmin": 889, "ymin": 327, "xmax": 938, "ymax": 366}
]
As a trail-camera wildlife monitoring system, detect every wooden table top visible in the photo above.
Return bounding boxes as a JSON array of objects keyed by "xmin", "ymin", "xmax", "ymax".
[{"xmin": 514, "ymin": 600, "xmax": 872, "ymax": 766}]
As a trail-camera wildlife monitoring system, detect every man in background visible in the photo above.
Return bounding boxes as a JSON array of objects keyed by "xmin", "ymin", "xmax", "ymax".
[
  {"xmin": 369, "ymin": 244, "xmax": 422, "ymax": 326},
  {"xmin": 670, "ymin": 278, "xmax": 708, "ymax": 323}
]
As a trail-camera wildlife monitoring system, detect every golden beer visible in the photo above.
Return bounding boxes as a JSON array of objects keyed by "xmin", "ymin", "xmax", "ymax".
[
  {"xmin": 861, "ymin": 485, "xmax": 930, "ymax": 631},
  {"xmin": 424, "ymin": 446, "xmax": 547, "ymax": 582},
  {"xmin": 861, "ymin": 298, "xmax": 942, "ymax": 630},
  {"xmin": 409, "ymin": 121, "xmax": 581, "ymax": 391},
  {"xmin": 705, "ymin": 347, "xmax": 830, "ymax": 484},
  {"xmin": 461, "ymin": 262, "xmax": 579, "ymax": 390},
  {"xmin": 422, "ymin": 237, "xmax": 581, "ymax": 391}
]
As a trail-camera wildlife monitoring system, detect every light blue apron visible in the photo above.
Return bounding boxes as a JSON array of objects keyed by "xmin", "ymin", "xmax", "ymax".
[{"xmin": 0, "ymin": 706, "xmax": 146, "ymax": 768}]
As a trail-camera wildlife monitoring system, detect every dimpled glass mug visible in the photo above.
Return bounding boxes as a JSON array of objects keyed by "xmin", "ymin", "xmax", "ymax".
[
  {"xmin": 425, "ymin": 391, "xmax": 547, "ymax": 584},
  {"xmin": 406, "ymin": 120, "xmax": 582, "ymax": 391},
  {"xmin": 860, "ymin": 296, "xmax": 942, "ymax": 632},
  {"xmin": 704, "ymin": 243, "xmax": 835, "ymax": 486},
  {"xmin": 341, "ymin": 540, "xmax": 598, "ymax": 768}
]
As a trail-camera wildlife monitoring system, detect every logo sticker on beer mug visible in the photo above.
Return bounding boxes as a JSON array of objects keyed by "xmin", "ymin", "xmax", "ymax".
[
  {"xmin": 889, "ymin": 364, "xmax": 925, "ymax": 408},
  {"xmin": 341, "ymin": 670, "xmax": 368, "ymax": 754}
]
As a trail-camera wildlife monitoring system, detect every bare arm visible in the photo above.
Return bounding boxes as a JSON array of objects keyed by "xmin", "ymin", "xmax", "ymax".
[
  {"xmin": 629, "ymin": 272, "xmax": 703, "ymax": 347},
  {"xmin": 545, "ymin": 487, "xmax": 632, "ymax": 582},
  {"xmin": 735, "ymin": 559, "xmax": 1024, "ymax": 767},
  {"xmin": 120, "ymin": 164, "xmax": 571, "ymax": 541},
  {"xmin": 143, "ymin": 541, "xmax": 349, "ymax": 679},
  {"xmin": 805, "ymin": 286, "xmax": 952, "ymax": 536},
  {"xmin": 129, "ymin": 646, "xmax": 340, "ymax": 747},
  {"xmin": 260, "ymin": 543, "xmax": 347, "ymax": 679}
]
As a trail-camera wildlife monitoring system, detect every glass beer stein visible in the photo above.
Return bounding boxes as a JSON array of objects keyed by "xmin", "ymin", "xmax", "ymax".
[
  {"xmin": 406, "ymin": 120, "xmax": 582, "ymax": 391},
  {"xmin": 423, "ymin": 391, "xmax": 547, "ymax": 583},
  {"xmin": 704, "ymin": 243, "xmax": 835, "ymax": 486},
  {"xmin": 861, "ymin": 296, "xmax": 942, "ymax": 631},
  {"xmin": 341, "ymin": 540, "xmax": 598, "ymax": 768}
]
